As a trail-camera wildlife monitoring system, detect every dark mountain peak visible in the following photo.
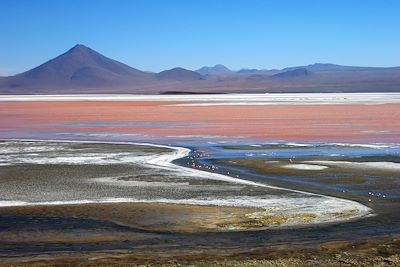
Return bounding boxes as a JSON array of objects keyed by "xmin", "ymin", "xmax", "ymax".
[
  {"xmin": 29, "ymin": 44, "xmax": 148, "ymax": 78},
  {"xmin": 213, "ymin": 64, "xmax": 230, "ymax": 70},
  {"xmin": 61, "ymin": 44, "xmax": 105, "ymax": 60},
  {"xmin": 157, "ymin": 67, "xmax": 203, "ymax": 81},
  {"xmin": 196, "ymin": 64, "xmax": 232, "ymax": 75},
  {"xmin": 169, "ymin": 67, "xmax": 187, "ymax": 72},
  {"xmin": 64, "ymin": 44, "xmax": 97, "ymax": 56},
  {"xmin": 73, "ymin": 43, "xmax": 88, "ymax": 49},
  {"xmin": 70, "ymin": 43, "xmax": 89, "ymax": 50},
  {"xmin": 309, "ymin": 63, "xmax": 336, "ymax": 67}
]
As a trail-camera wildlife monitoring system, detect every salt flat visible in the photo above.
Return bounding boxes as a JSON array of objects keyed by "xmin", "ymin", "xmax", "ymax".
[{"xmin": 2, "ymin": 93, "xmax": 400, "ymax": 104}]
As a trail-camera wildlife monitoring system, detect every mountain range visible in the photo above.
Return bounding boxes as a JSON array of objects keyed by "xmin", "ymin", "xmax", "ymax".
[{"xmin": 1, "ymin": 44, "xmax": 399, "ymax": 94}]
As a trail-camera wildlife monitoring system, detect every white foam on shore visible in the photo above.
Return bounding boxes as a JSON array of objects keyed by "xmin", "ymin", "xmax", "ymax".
[
  {"xmin": 304, "ymin": 160, "xmax": 400, "ymax": 170},
  {"xmin": 330, "ymin": 143, "xmax": 392, "ymax": 149},
  {"xmin": 285, "ymin": 142, "xmax": 313, "ymax": 147},
  {"xmin": 282, "ymin": 164, "xmax": 328, "ymax": 170},
  {"xmin": 243, "ymin": 141, "xmax": 398, "ymax": 149}
]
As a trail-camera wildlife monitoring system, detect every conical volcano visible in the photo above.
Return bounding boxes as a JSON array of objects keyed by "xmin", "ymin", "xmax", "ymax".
[{"xmin": 0, "ymin": 44, "xmax": 155, "ymax": 92}]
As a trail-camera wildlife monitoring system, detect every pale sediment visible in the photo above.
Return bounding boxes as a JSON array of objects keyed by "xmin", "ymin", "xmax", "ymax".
[{"xmin": 0, "ymin": 140, "xmax": 372, "ymax": 231}]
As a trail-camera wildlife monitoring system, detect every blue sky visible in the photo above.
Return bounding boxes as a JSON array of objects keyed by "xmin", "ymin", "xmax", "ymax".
[{"xmin": 0, "ymin": 0, "xmax": 399, "ymax": 75}]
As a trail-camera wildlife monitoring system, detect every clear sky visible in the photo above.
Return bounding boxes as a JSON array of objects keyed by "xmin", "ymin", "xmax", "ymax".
[{"xmin": 0, "ymin": 0, "xmax": 399, "ymax": 75}]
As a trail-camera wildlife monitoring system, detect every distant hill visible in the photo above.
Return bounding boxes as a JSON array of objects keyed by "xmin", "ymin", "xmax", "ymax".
[
  {"xmin": 157, "ymin": 67, "xmax": 203, "ymax": 81},
  {"xmin": 196, "ymin": 64, "xmax": 232, "ymax": 75},
  {"xmin": 237, "ymin": 68, "xmax": 260, "ymax": 74},
  {"xmin": 282, "ymin": 63, "xmax": 380, "ymax": 72},
  {"xmin": 237, "ymin": 68, "xmax": 277, "ymax": 74},
  {"xmin": 1, "ymin": 45, "xmax": 400, "ymax": 94},
  {"xmin": 272, "ymin": 68, "xmax": 310, "ymax": 79}
]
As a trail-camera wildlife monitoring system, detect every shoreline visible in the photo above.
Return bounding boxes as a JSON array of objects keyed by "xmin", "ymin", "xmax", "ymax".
[
  {"xmin": 0, "ymin": 138, "xmax": 372, "ymax": 228},
  {"xmin": 0, "ymin": 138, "xmax": 399, "ymax": 266},
  {"xmin": 1, "ymin": 93, "xmax": 400, "ymax": 104}
]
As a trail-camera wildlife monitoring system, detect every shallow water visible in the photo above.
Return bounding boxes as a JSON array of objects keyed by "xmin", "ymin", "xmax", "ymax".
[
  {"xmin": 0, "ymin": 140, "xmax": 399, "ymax": 259},
  {"xmin": 192, "ymin": 143, "xmax": 400, "ymax": 247}
]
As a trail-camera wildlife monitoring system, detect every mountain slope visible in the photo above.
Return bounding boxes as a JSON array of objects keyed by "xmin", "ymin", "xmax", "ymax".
[
  {"xmin": 272, "ymin": 68, "xmax": 310, "ymax": 79},
  {"xmin": 157, "ymin": 67, "xmax": 203, "ymax": 81},
  {"xmin": 281, "ymin": 63, "xmax": 385, "ymax": 72},
  {"xmin": 196, "ymin": 64, "xmax": 232, "ymax": 75},
  {"xmin": 0, "ymin": 44, "xmax": 155, "ymax": 92}
]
